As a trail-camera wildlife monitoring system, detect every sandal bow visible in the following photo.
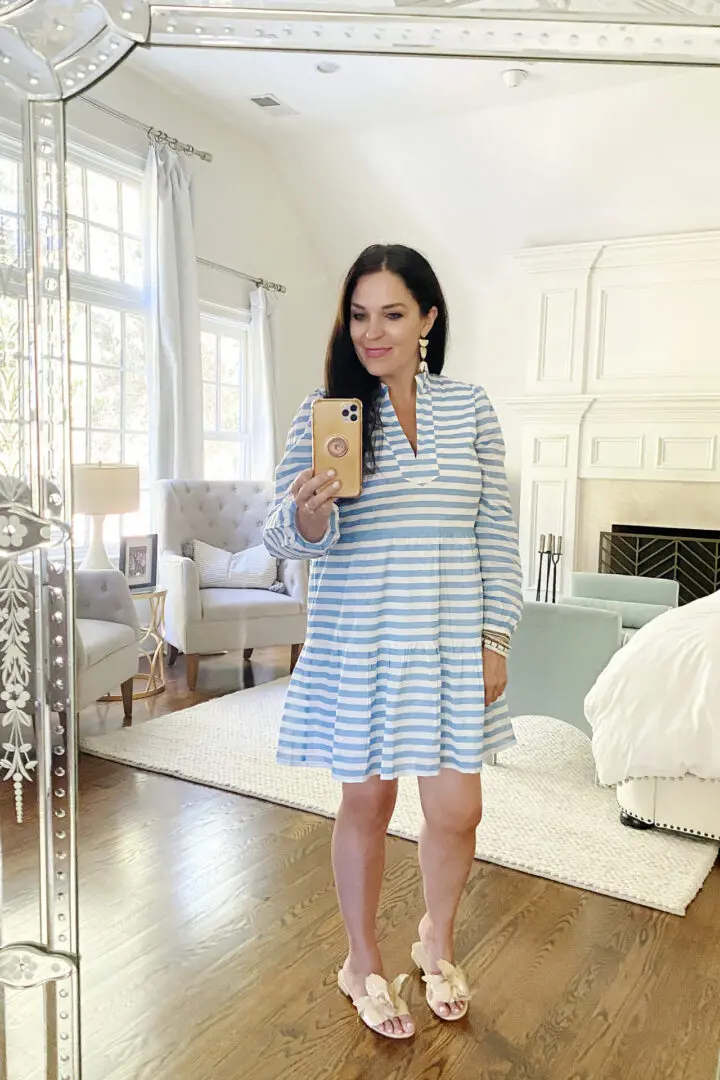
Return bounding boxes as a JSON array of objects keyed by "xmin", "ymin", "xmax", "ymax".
[
  {"xmin": 422, "ymin": 959, "xmax": 471, "ymax": 1007},
  {"xmin": 356, "ymin": 974, "xmax": 410, "ymax": 1028}
]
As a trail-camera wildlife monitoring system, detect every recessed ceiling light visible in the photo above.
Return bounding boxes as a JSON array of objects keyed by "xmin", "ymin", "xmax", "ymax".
[
  {"xmin": 316, "ymin": 60, "xmax": 341, "ymax": 74},
  {"xmin": 502, "ymin": 68, "xmax": 528, "ymax": 88}
]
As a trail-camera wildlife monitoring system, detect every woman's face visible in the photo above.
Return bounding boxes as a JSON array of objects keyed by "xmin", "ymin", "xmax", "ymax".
[{"xmin": 349, "ymin": 269, "xmax": 437, "ymax": 384}]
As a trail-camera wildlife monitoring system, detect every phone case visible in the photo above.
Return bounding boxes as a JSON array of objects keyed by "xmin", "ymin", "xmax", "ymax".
[{"xmin": 311, "ymin": 397, "xmax": 363, "ymax": 499}]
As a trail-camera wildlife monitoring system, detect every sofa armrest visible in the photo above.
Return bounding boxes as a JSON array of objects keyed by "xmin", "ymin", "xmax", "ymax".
[
  {"xmin": 160, "ymin": 552, "xmax": 201, "ymax": 651},
  {"xmin": 74, "ymin": 569, "xmax": 140, "ymax": 632},
  {"xmin": 279, "ymin": 558, "xmax": 308, "ymax": 607}
]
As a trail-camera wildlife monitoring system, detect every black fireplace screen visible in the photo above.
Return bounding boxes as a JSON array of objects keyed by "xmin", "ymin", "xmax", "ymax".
[{"xmin": 599, "ymin": 526, "xmax": 720, "ymax": 606}]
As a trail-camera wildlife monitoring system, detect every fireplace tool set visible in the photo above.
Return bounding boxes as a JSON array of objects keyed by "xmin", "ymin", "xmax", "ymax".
[{"xmin": 535, "ymin": 533, "xmax": 563, "ymax": 603}]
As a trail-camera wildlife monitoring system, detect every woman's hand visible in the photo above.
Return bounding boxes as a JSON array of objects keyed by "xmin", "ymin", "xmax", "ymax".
[
  {"xmin": 483, "ymin": 650, "xmax": 508, "ymax": 707},
  {"xmin": 291, "ymin": 468, "xmax": 341, "ymax": 543}
]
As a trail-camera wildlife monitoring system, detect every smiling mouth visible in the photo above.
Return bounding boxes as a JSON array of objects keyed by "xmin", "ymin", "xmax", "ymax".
[{"xmin": 364, "ymin": 347, "xmax": 392, "ymax": 358}]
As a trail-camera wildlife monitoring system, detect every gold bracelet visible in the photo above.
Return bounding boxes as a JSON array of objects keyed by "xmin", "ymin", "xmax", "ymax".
[{"xmin": 482, "ymin": 636, "xmax": 510, "ymax": 657}]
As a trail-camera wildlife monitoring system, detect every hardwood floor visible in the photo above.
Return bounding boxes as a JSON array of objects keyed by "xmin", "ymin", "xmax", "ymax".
[{"xmin": 3, "ymin": 648, "xmax": 720, "ymax": 1080}]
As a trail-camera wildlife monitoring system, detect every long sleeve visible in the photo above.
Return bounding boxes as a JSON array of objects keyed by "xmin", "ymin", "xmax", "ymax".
[
  {"xmin": 473, "ymin": 387, "xmax": 523, "ymax": 638},
  {"xmin": 263, "ymin": 391, "xmax": 341, "ymax": 561}
]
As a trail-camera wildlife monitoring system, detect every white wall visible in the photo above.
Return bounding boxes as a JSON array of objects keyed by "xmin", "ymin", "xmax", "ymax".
[
  {"xmin": 67, "ymin": 64, "xmax": 334, "ymax": 442},
  {"xmin": 267, "ymin": 67, "xmax": 720, "ymax": 497}
]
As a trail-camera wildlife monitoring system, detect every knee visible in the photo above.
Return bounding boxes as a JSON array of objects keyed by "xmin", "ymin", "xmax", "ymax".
[
  {"xmin": 426, "ymin": 798, "xmax": 483, "ymax": 836},
  {"xmin": 341, "ymin": 779, "xmax": 397, "ymax": 831}
]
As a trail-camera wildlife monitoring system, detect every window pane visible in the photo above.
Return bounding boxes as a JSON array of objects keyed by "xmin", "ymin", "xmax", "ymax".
[
  {"xmin": 86, "ymin": 169, "xmax": 119, "ymax": 229},
  {"xmin": 220, "ymin": 336, "xmax": 241, "ymax": 384},
  {"xmin": 124, "ymin": 434, "xmax": 149, "ymax": 475},
  {"xmin": 122, "ymin": 491, "xmax": 151, "ymax": 538},
  {"xmin": 68, "ymin": 218, "xmax": 87, "ymax": 272},
  {"xmin": 90, "ymin": 366, "xmax": 121, "ymax": 429},
  {"xmin": 121, "ymin": 183, "xmax": 141, "ymax": 238},
  {"xmin": 91, "ymin": 430, "xmax": 121, "ymax": 463},
  {"xmin": 72, "ymin": 514, "xmax": 89, "ymax": 548},
  {"xmin": 89, "ymin": 225, "xmax": 120, "ymax": 281},
  {"xmin": 90, "ymin": 306, "xmax": 121, "ymax": 365},
  {"xmin": 124, "ymin": 371, "xmax": 148, "ymax": 431},
  {"xmin": 66, "ymin": 162, "xmax": 84, "ymax": 217},
  {"xmin": 203, "ymin": 382, "xmax": 216, "ymax": 431},
  {"xmin": 219, "ymin": 387, "xmax": 240, "ymax": 433},
  {"xmin": 201, "ymin": 332, "xmax": 217, "ymax": 381},
  {"xmin": 71, "ymin": 429, "xmax": 87, "ymax": 465},
  {"xmin": 204, "ymin": 440, "xmax": 240, "ymax": 481},
  {"xmin": 123, "ymin": 236, "xmax": 143, "ymax": 287},
  {"xmin": 70, "ymin": 363, "xmax": 87, "ymax": 428},
  {"xmin": 70, "ymin": 302, "xmax": 87, "ymax": 363},
  {"xmin": 124, "ymin": 313, "xmax": 145, "ymax": 370},
  {"xmin": 102, "ymin": 512, "xmax": 120, "ymax": 548},
  {"xmin": 0, "ymin": 158, "xmax": 18, "ymax": 214}
]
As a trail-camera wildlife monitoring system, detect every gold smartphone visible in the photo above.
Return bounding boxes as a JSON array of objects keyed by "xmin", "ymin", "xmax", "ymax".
[{"xmin": 311, "ymin": 397, "xmax": 363, "ymax": 499}]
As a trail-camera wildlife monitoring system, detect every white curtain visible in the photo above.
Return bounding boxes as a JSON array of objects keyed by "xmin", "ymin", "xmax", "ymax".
[
  {"xmin": 143, "ymin": 142, "xmax": 204, "ymax": 481},
  {"xmin": 248, "ymin": 287, "xmax": 279, "ymax": 481}
]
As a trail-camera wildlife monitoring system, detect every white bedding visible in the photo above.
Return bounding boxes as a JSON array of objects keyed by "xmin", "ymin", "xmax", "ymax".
[{"xmin": 585, "ymin": 590, "xmax": 720, "ymax": 786}]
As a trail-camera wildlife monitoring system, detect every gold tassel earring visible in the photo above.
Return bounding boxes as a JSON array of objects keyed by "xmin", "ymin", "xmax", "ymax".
[{"xmin": 419, "ymin": 338, "xmax": 429, "ymax": 361}]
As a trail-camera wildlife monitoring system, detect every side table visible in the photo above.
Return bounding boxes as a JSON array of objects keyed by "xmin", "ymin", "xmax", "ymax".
[{"xmin": 105, "ymin": 588, "xmax": 167, "ymax": 701}]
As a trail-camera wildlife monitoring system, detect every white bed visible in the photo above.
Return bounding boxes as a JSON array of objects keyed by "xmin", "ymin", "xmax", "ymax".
[{"xmin": 584, "ymin": 590, "xmax": 720, "ymax": 840}]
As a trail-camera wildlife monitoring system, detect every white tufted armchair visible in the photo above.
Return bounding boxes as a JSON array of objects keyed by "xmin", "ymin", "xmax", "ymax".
[
  {"xmin": 74, "ymin": 569, "xmax": 140, "ymax": 719},
  {"xmin": 155, "ymin": 480, "xmax": 307, "ymax": 690}
]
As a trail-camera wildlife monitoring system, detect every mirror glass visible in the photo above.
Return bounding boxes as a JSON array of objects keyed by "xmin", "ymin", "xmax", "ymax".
[{"xmin": 2, "ymin": 21, "xmax": 720, "ymax": 1080}]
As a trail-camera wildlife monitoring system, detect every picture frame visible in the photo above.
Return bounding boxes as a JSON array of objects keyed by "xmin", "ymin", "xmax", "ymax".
[{"xmin": 119, "ymin": 534, "xmax": 158, "ymax": 592}]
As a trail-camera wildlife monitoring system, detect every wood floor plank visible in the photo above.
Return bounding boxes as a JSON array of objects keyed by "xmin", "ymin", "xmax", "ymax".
[{"xmin": 2, "ymin": 648, "xmax": 719, "ymax": 1080}]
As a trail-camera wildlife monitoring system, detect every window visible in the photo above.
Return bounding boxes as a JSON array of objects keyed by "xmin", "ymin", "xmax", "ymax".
[
  {"xmin": 66, "ymin": 157, "xmax": 143, "ymax": 288},
  {"xmin": 201, "ymin": 304, "xmax": 251, "ymax": 481},
  {"xmin": 66, "ymin": 149, "xmax": 149, "ymax": 548},
  {"xmin": 0, "ymin": 135, "xmax": 150, "ymax": 550}
]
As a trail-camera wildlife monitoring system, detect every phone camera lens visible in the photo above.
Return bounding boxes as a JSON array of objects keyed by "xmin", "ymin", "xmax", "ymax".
[
  {"xmin": 351, "ymin": 414, "xmax": 358, "ymax": 421},
  {"xmin": 350, "ymin": 403, "xmax": 358, "ymax": 412},
  {"xmin": 342, "ymin": 409, "xmax": 349, "ymax": 417}
]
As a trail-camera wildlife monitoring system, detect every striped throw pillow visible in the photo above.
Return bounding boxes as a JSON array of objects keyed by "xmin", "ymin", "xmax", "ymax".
[{"xmin": 190, "ymin": 539, "xmax": 279, "ymax": 590}]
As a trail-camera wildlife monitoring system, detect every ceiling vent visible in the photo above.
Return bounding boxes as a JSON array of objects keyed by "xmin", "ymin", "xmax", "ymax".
[{"xmin": 250, "ymin": 94, "xmax": 298, "ymax": 119}]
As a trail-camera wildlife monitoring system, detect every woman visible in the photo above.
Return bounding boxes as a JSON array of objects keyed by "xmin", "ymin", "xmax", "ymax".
[{"xmin": 264, "ymin": 244, "xmax": 523, "ymax": 1040}]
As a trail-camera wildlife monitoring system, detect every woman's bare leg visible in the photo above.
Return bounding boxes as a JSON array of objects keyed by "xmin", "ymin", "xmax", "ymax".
[
  {"xmin": 333, "ymin": 775, "xmax": 413, "ymax": 1035},
  {"xmin": 416, "ymin": 769, "xmax": 483, "ymax": 1017}
]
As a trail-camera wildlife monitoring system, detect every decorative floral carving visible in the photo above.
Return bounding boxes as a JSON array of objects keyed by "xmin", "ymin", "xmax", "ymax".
[
  {"xmin": 0, "ymin": 512, "xmax": 28, "ymax": 548},
  {"xmin": 0, "ymin": 944, "xmax": 74, "ymax": 989},
  {"xmin": 0, "ymin": 503, "xmax": 65, "ymax": 558},
  {"xmin": 0, "ymin": 555, "xmax": 34, "ymax": 822}
]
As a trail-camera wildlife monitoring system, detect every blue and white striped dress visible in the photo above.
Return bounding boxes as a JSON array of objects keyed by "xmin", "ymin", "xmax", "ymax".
[{"xmin": 263, "ymin": 369, "xmax": 523, "ymax": 783}]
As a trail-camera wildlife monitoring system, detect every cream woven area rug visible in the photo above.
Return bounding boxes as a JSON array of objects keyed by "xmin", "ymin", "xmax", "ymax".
[{"xmin": 80, "ymin": 677, "xmax": 718, "ymax": 915}]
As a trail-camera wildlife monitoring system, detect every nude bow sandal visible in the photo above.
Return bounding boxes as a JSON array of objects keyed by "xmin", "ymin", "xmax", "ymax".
[
  {"xmin": 337, "ymin": 969, "xmax": 414, "ymax": 1040},
  {"xmin": 410, "ymin": 942, "xmax": 471, "ymax": 1021}
]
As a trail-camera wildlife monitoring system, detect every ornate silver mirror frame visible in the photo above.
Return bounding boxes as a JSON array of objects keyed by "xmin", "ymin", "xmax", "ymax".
[{"xmin": 0, "ymin": 0, "xmax": 719, "ymax": 1076}]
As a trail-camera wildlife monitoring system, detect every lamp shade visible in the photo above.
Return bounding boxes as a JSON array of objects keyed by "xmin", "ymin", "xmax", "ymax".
[{"xmin": 72, "ymin": 463, "xmax": 140, "ymax": 516}]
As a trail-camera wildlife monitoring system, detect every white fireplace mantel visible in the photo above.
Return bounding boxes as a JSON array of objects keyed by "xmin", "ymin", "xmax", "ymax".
[
  {"xmin": 507, "ymin": 394, "xmax": 720, "ymax": 426},
  {"xmin": 507, "ymin": 230, "xmax": 720, "ymax": 594}
]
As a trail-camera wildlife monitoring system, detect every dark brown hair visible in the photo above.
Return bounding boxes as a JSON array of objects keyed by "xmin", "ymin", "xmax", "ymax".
[{"xmin": 324, "ymin": 244, "xmax": 448, "ymax": 475}]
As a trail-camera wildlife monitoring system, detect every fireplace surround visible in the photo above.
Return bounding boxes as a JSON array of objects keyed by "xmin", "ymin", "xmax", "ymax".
[
  {"xmin": 506, "ymin": 230, "xmax": 720, "ymax": 596},
  {"xmin": 599, "ymin": 525, "xmax": 720, "ymax": 605}
]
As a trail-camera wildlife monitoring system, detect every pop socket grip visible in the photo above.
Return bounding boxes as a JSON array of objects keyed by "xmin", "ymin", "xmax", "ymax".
[{"xmin": 327, "ymin": 436, "xmax": 349, "ymax": 458}]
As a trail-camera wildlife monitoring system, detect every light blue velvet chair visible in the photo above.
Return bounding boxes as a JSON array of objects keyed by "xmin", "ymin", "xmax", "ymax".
[
  {"xmin": 505, "ymin": 601, "xmax": 623, "ymax": 736},
  {"xmin": 565, "ymin": 571, "xmax": 679, "ymax": 641}
]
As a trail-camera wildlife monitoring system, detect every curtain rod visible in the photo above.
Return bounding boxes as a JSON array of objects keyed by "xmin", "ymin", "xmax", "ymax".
[
  {"xmin": 79, "ymin": 98, "xmax": 285, "ymax": 294},
  {"xmin": 82, "ymin": 97, "xmax": 213, "ymax": 163},
  {"xmin": 198, "ymin": 256, "xmax": 286, "ymax": 295}
]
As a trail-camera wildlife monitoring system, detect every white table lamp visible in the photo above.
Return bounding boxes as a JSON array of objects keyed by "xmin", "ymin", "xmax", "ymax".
[{"xmin": 73, "ymin": 463, "xmax": 140, "ymax": 570}]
